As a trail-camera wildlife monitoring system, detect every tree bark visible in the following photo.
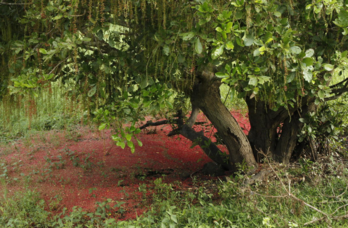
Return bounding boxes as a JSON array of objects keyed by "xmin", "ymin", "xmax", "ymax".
[
  {"xmin": 180, "ymin": 125, "xmax": 231, "ymax": 170},
  {"xmin": 246, "ymin": 97, "xmax": 286, "ymax": 161},
  {"xmin": 246, "ymin": 95, "xmax": 316, "ymax": 164},
  {"xmin": 273, "ymin": 100, "xmax": 317, "ymax": 163},
  {"xmin": 191, "ymin": 72, "xmax": 257, "ymax": 172},
  {"xmin": 273, "ymin": 113, "xmax": 301, "ymax": 163}
]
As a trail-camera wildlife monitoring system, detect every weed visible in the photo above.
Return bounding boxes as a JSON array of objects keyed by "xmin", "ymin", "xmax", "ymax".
[
  {"xmin": 0, "ymin": 190, "xmax": 51, "ymax": 227},
  {"xmin": 101, "ymin": 171, "xmax": 108, "ymax": 178},
  {"xmin": 49, "ymin": 195, "xmax": 63, "ymax": 211},
  {"xmin": 81, "ymin": 153, "xmax": 93, "ymax": 171},
  {"xmin": 0, "ymin": 162, "xmax": 9, "ymax": 180},
  {"xmin": 299, "ymin": 158, "xmax": 313, "ymax": 174},
  {"xmin": 117, "ymin": 180, "xmax": 124, "ymax": 187},
  {"xmin": 97, "ymin": 160, "xmax": 105, "ymax": 168},
  {"xmin": 65, "ymin": 128, "xmax": 82, "ymax": 142},
  {"xmin": 89, "ymin": 187, "xmax": 97, "ymax": 198},
  {"xmin": 119, "ymin": 187, "xmax": 129, "ymax": 200}
]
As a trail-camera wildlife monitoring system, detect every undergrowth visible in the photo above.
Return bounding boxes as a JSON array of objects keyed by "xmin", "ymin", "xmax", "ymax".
[
  {"xmin": 1, "ymin": 157, "xmax": 347, "ymax": 227},
  {"xmin": 0, "ymin": 82, "xmax": 84, "ymax": 144}
]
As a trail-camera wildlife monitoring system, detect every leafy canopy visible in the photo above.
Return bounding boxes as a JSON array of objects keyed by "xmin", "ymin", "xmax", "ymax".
[{"xmin": 1, "ymin": 0, "xmax": 348, "ymax": 150}]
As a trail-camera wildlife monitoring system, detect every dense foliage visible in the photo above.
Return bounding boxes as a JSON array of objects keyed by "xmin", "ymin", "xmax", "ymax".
[{"xmin": 1, "ymin": 0, "xmax": 348, "ymax": 170}]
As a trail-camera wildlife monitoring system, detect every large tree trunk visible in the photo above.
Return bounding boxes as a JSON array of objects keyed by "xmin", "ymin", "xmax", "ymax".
[
  {"xmin": 246, "ymin": 97, "xmax": 280, "ymax": 160},
  {"xmin": 191, "ymin": 71, "xmax": 257, "ymax": 172},
  {"xmin": 246, "ymin": 96, "xmax": 316, "ymax": 163},
  {"xmin": 273, "ymin": 101, "xmax": 317, "ymax": 163}
]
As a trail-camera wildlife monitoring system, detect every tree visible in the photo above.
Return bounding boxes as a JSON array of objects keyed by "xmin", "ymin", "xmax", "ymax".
[{"xmin": 1, "ymin": 0, "xmax": 348, "ymax": 173}]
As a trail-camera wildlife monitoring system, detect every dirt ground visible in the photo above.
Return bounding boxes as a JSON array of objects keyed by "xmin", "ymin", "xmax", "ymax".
[{"xmin": 0, "ymin": 111, "xmax": 250, "ymax": 220}]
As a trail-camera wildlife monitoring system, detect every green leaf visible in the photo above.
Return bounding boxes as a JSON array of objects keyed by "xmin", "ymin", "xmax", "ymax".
[
  {"xmin": 274, "ymin": 11, "xmax": 281, "ymax": 17},
  {"xmin": 82, "ymin": 37, "xmax": 92, "ymax": 42},
  {"xmin": 231, "ymin": 0, "xmax": 244, "ymax": 7},
  {"xmin": 314, "ymin": 98, "xmax": 320, "ymax": 105},
  {"xmin": 52, "ymin": 14, "xmax": 63, "ymax": 20},
  {"xmin": 198, "ymin": 2, "xmax": 214, "ymax": 13},
  {"xmin": 226, "ymin": 22, "xmax": 233, "ymax": 33},
  {"xmin": 287, "ymin": 73, "xmax": 295, "ymax": 83},
  {"xmin": 61, "ymin": 49, "xmax": 68, "ymax": 58},
  {"xmin": 334, "ymin": 9, "xmax": 348, "ymax": 27},
  {"xmin": 127, "ymin": 141, "xmax": 135, "ymax": 153},
  {"xmin": 215, "ymin": 72, "xmax": 228, "ymax": 78},
  {"xmin": 163, "ymin": 45, "xmax": 170, "ymax": 56},
  {"xmin": 302, "ymin": 58, "xmax": 314, "ymax": 66},
  {"xmin": 135, "ymin": 128, "xmax": 141, "ymax": 134},
  {"xmin": 243, "ymin": 34, "xmax": 254, "ymax": 46},
  {"xmin": 44, "ymin": 73, "xmax": 54, "ymax": 80},
  {"xmin": 215, "ymin": 27, "xmax": 223, "ymax": 32},
  {"xmin": 171, "ymin": 215, "xmax": 178, "ymax": 223},
  {"xmin": 126, "ymin": 134, "xmax": 132, "ymax": 141},
  {"xmin": 303, "ymin": 70, "xmax": 312, "ymax": 82},
  {"xmin": 258, "ymin": 76, "xmax": 271, "ymax": 84},
  {"xmin": 39, "ymin": 48, "xmax": 48, "ymax": 54},
  {"xmin": 117, "ymin": 141, "xmax": 126, "ymax": 149},
  {"xmin": 211, "ymin": 45, "xmax": 224, "ymax": 59},
  {"xmin": 120, "ymin": 130, "xmax": 126, "ymax": 139},
  {"xmin": 136, "ymin": 139, "xmax": 143, "ymax": 147},
  {"xmin": 195, "ymin": 38, "xmax": 203, "ymax": 54},
  {"xmin": 88, "ymin": 86, "xmax": 97, "ymax": 97},
  {"xmin": 225, "ymin": 64, "xmax": 231, "ymax": 74},
  {"xmin": 305, "ymin": 49, "xmax": 314, "ymax": 57},
  {"xmin": 217, "ymin": 11, "xmax": 232, "ymax": 21},
  {"xmin": 248, "ymin": 76, "xmax": 258, "ymax": 86},
  {"xmin": 236, "ymin": 37, "xmax": 244, "ymax": 47},
  {"xmin": 180, "ymin": 32, "xmax": 195, "ymax": 41},
  {"xmin": 290, "ymin": 46, "xmax": 301, "ymax": 54},
  {"xmin": 259, "ymin": 46, "xmax": 266, "ymax": 55},
  {"xmin": 318, "ymin": 90, "xmax": 325, "ymax": 100},
  {"xmin": 323, "ymin": 64, "xmax": 334, "ymax": 71},
  {"xmin": 225, "ymin": 41, "xmax": 234, "ymax": 50},
  {"xmin": 111, "ymin": 135, "xmax": 120, "ymax": 141},
  {"xmin": 99, "ymin": 123, "xmax": 106, "ymax": 131}
]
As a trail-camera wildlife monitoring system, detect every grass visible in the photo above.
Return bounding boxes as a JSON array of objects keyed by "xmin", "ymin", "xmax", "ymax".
[
  {"xmin": 0, "ymin": 80, "xmax": 84, "ymax": 144},
  {"xmin": 0, "ymin": 157, "xmax": 348, "ymax": 227}
]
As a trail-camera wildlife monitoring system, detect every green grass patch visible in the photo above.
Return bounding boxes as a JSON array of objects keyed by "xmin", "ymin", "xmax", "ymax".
[{"xmin": 1, "ymin": 159, "xmax": 348, "ymax": 227}]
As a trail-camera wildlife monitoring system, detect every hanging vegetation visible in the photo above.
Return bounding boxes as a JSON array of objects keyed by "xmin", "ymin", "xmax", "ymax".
[{"xmin": 1, "ymin": 0, "xmax": 348, "ymax": 172}]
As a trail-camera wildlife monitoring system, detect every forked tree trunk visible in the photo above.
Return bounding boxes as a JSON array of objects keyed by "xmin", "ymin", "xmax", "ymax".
[
  {"xmin": 187, "ymin": 71, "xmax": 317, "ymax": 170},
  {"xmin": 190, "ymin": 72, "xmax": 257, "ymax": 172},
  {"xmin": 246, "ymin": 96, "xmax": 316, "ymax": 164},
  {"xmin": 273, "ymin": 113, "xmax": 302, "ymax": 163},
  {"xmin": 273, "ymin": 101, "xmax": 317, "ymax": 163},
  {"xmin": 246, "ymin": 97, "xmax": 280, "ymax": 161}
]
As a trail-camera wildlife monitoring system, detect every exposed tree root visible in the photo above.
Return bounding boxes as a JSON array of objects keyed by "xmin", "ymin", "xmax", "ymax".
[
  {"xmin": 139, "ymin": 110, "xmax": 231, "ymax": 171},
  {"xmin": 243, "ymin": 169, "xmax": 272, "ymax": 185}
]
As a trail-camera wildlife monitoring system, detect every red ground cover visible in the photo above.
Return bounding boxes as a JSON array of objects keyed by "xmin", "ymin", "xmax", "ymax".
[{"xmin": 0, "ymin": 111, "xmax": 250, "ymax": 221}]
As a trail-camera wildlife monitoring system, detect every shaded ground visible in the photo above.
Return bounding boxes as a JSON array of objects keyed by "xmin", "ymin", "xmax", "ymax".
[{"xmin": 0, "ymin": 111, "xmax": 250, "ymax": 221}]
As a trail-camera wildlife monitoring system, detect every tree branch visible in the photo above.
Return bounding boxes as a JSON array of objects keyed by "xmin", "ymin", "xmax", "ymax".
[
  {"xmin": 330, "ymin": 78, "xmax": 348, "ymax": 89},
  {"xmin": 180, "ymin": 125, "xmax": 230, "ymax": 170},
  {"xmin": 186, "ymin": 103, "xmax": 200, "ymax": 128},
  {"xmin": 325, "ymin": 87, "xmax": 348, "ymax": 101},
  {"xmin": 139, "ymin": 110, "xmax": 230, "ymax": 170},
  {"xmin": 48, "ymin": 58, "xmax": 67, "ymax": 75},
  {"xmin": 331, "ymin": 87, "xmax": 348, "ymax": 95},
  {"xmin": 325, "ymin": 94, "xmax": 344, "ymax": 101}
]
